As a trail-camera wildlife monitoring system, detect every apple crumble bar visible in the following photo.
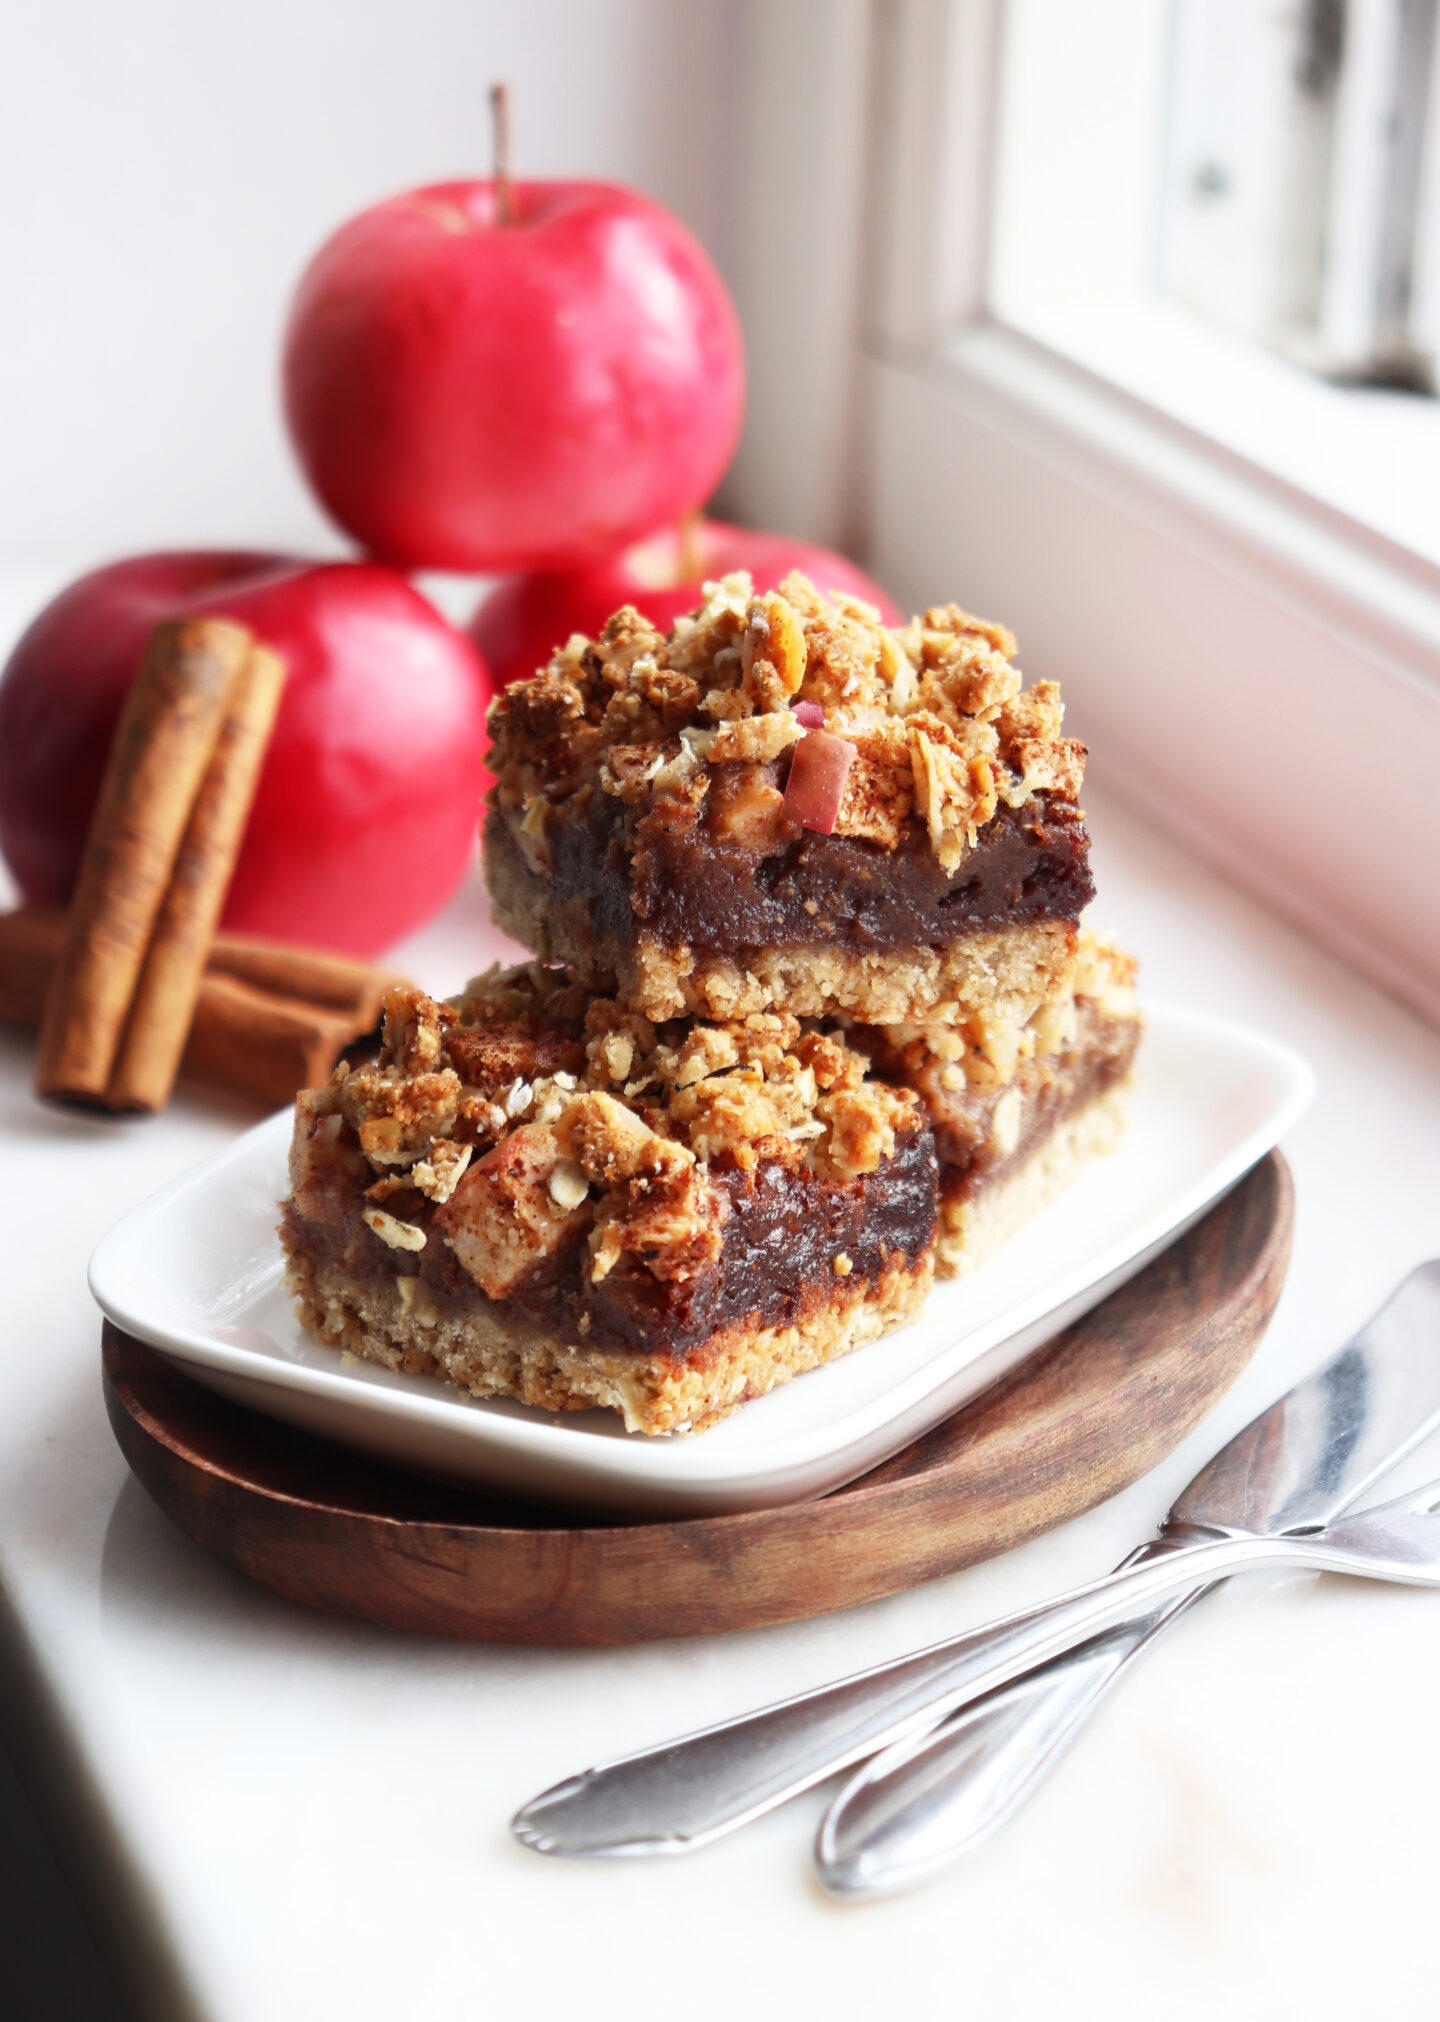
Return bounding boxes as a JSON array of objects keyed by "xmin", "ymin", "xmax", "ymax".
[
  {"xmin": 851, "ymin": 933, "xmax": 1141, "ymax": 1275},
  {"xmin": 483, "ymin": 571, "xmax": 1092, "ymax": 1033},
  {"xmin": 280, "ymin": 965, "xmax": 937, "ymax": 1435}
]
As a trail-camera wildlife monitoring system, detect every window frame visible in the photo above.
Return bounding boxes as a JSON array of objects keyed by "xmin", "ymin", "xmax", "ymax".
[{"xmin": 722, "ymin": 0, "xmax": 1440, "ymax": 1026}]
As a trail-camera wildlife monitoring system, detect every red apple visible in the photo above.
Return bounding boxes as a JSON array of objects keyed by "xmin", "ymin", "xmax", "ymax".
[
  {"xmin": 468, "ymin": 519, "xmax": 904, "ymax": 688},
  {"xmin": 0, "ymin": 553, "xmax": 495, "ymax": 958},
  {"xmin": 283, "ymin": 180, "xmax": 744, "ymax": 574}
]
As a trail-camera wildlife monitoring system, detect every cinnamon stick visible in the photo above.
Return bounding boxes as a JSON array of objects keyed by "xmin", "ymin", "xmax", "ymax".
[
  {"xmin": 1, "ymin": 908, "xmax": 401, "ymax": 1026},
  {"xmin": 106, "ymin": 641, "xmax": 286, "ymax": 1111},
  {"xmin": 182, "ymin": 972, "xmax": 362, "ymax": 1109},
  {"xmin": 203, "ymin": 933, "xmax": 393, "ymax": 1025},
  {"xmin": 0, "ymin": 909, "xmax": 397, "ymax": 1110},
  {"xmin": 35, "ymin": 619, "xmax": 251, "ymax": 1103}
]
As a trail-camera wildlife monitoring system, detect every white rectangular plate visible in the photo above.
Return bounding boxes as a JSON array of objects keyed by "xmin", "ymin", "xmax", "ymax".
[{"xmin": 89, "ymin": 1002, "xmax": 1311, "ymax": 1519}]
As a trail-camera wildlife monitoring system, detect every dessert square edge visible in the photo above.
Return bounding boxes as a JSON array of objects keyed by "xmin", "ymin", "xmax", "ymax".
[
  {"xmin": 850, "ymin": 932, "xmax": 1142, "ymax": 1277},
  {"xmin": 279, "ymin": 969, "xmax": 938, "ymax": 1436},
  {"xmin": 483, "ymin": 571, "xmax": 1094, "ymax": 1040}
]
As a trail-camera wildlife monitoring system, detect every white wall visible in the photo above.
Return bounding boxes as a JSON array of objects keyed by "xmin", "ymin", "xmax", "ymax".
[{"xmin": 0, "ymin": 0, "xmax": 743, "ymax": 567}]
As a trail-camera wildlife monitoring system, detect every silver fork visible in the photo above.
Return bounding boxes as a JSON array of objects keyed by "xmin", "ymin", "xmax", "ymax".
[
  {"xmin": 515, "ymin": 1477, "xmax": 1440, "ymax": 1857},
  {"xmin": 813, "ymin": 1259, "xmax": 1440, "ymax": 1896},
  {"xmin": 515, "ymin": 1265, "xmax": 1440, "ymax": 1859}
]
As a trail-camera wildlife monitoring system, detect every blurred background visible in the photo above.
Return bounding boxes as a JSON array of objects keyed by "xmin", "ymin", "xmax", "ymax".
[
  {"xmin": 5, "ymin": 0, "xmax": 1440, "ymax": 563},
  {"xmin": 0, "ymin": 0, "xmax": 744, "ymax": 561}
]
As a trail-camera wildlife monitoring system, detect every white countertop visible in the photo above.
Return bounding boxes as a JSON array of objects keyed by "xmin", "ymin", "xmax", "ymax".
[{"xmin": 3, "ymin": 568, "xmax": 1440, "ymax": 2019}]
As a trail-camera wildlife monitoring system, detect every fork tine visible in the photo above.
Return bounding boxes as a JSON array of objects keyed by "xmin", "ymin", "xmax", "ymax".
[
  {"xmin": 1348, "ymin": 1476, "xmax": 1440, "ymax": 1517},
  {"xmin": 1329, "ymin": 1477, "xmax": 1440, "ymax": 1523}
]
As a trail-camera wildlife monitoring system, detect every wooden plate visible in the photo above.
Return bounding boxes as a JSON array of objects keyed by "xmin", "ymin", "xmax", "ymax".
[{"xmin": 102, "ymin": 1150, "xmax": 1292, "ymax": 1645}]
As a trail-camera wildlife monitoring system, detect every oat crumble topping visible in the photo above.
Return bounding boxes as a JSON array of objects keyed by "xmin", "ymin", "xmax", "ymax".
[
  {"xmin": 302, "ymin": 968, "xmax": 923, "ymax": 1302},
  {"xmin": 486, "ymin": 571, "xmax": 1087, "ymax": 878}
]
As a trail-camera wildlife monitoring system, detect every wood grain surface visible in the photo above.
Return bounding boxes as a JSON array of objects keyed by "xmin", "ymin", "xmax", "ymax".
[{"xmin": 101, "ymin": 1151, "xmax": 1292, "ymax": 1645}]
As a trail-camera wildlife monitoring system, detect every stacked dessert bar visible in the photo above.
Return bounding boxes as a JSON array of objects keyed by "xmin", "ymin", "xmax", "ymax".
[{"xmin": 281, "ymin": 574, "xmax": 1140, "ymax": 1434}]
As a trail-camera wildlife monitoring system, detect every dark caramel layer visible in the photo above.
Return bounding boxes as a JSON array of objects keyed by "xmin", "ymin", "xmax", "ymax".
[
  {"xmin": 858, "ymin": 1005, "xmax": 1140, "ymax": 1207},
  {"xmin": 487, "ymin": 780, "xmax": 1092, "ymax": 972},
  {"xmin": 950, "ymin": 1040, "xmax": 1134, "ymax": 1206},
  {"xmin": 282, "ymin": 1123, "xmax": 938, "ymax": 1366}
]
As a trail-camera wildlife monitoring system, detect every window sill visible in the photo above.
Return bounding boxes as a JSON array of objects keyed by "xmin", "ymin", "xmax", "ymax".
[
  {"xmin": 863, "ymin": 321, "xmax": 1440, "ymax": 1028},
  {"xmin": 988, "ymin": 294, "xmax": 1440, "ymax": 578}
]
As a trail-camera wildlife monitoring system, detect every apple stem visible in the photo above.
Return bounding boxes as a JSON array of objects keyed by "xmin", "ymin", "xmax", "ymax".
[
  {"xmin": 679, "ymin": 509, "xmax": 702, "ymax": 581},
  {"xmin": 490, "ymin": 82, "xmax": 514, "ymax": 226}
]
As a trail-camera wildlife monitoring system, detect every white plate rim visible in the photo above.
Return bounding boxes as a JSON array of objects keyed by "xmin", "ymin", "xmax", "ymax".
[{"xmin": 89, "ymin": 1000, "xmax": 1313, "ymax": 1509}]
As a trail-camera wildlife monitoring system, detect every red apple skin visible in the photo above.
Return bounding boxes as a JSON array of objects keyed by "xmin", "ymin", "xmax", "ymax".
[
  {"xmin": 283, "ymin": 181, "xmax": 745, "ymax": 574},
  {"xmin": 0, "ymin": 553, "xmax": 495, "ymax": 958},
  {"xmin": 468, "ymin": 519, "xmax": 904, "ymax": 689},
  {"xmin": 783, "ymin": 728, "xmax": 858, "ymax": 835}
]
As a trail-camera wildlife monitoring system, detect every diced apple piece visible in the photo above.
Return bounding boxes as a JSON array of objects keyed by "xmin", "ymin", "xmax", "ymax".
[
  {"xmin": 783, "ymin": 729, "xmax": 857, "ymax": 835},
  {"xmin": 433, "ymin": 1123, "xmax": 589, "ymax": 1298}
]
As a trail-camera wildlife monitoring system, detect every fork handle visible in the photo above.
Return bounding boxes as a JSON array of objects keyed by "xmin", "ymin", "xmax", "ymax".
[
  {"xmin": 512, "ymin": 1532, "xmax": 1283, "ymax": 1857},
  {"xmin": 814, "ymin": 1583, "xmax": 1209, "ymax": 1896}
]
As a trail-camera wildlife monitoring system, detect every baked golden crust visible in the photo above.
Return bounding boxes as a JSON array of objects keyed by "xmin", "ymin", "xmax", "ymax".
[
  {"xmin": 284, "ymin": 1244, "xmax": 932, "ymax": 1437},
  {"xmin": 853, "ymin": 932, "xmax": 1138, "ymax": 1101}
]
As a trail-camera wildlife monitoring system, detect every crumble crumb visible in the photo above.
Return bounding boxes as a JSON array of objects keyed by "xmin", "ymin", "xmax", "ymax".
[
  {"xmin": 547, "ymin": 1157, "xmax": 590, "ymax": 1211},
  {"xmin": 362, "ymin": 1206, "xmax": 427, "ymax": 1252}
]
